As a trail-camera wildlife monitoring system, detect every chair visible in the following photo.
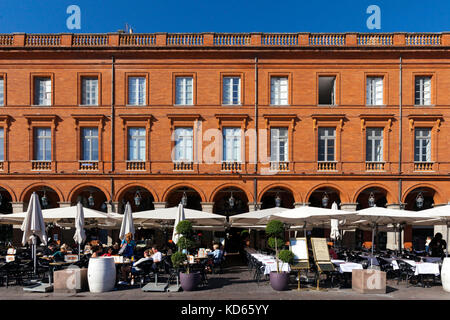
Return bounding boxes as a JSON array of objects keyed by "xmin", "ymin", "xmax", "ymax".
[
  {"xmin": 396, "ymin": 260, "xmax": 416, "ymax": 286},
  {"xmin": 132, "ymin": 260, "xmax": 155, "ymax": 288}
]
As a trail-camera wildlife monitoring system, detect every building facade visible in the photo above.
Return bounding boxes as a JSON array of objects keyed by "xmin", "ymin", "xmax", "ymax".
[{"xmin": 0, "ymin": 32, "xmax": 449, "ymax": 248}]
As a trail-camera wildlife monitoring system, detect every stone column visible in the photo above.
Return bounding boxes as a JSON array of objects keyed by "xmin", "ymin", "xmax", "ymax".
[
  {"xmin": 200, "ymin": 202, "xmax": 214, "ymax": 213},
  {"xmin": 386, "ymin": 203, "xmax": 402, "ymax": 250},
  {"xmin": 58, "ymin": 202, "xmax": 71, "ymax": 208},
  {"xmin": 107, "ymin": 201, "xmax": 119, "ymax": 213},
  {"xmin": 294, "ymin": 202, "xmax": 308, "ymax": 208},
  {"xmin": 153, "ymin": 202, "xmax": 167, "ymax": 209},
  {"xmin": 11, "ymin": 202, "xmax": 24, "ymax": 213},
  {"xmin": 247, "ymin": 202, "xmax": 261, "ymax": 212},
  {"xmin": 433, "ymin": 203, "xmax": 448, "ymax": 242},
  {"xmin": 11, "ymin": 202, "xmax": 25, "ymax": 246},
  {"xmin": 339, "ymin": 203, "xmax": 357, "ymax": 250},
  {"xmin": 340, "ymin": 203, "xmax": 358, "ymax": 211}
]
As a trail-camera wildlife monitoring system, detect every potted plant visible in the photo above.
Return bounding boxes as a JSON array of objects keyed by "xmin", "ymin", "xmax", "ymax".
[
  {"xmin": 240, "ymin": 229, "xmax": 250, "ymax": 247},
  {"xmin": 173, "ymin": 220, "xmax": 200, "ymax": 291},
  {"xmin": 266, "ymin": 220, "xmax": 293, "ymax": 291}
]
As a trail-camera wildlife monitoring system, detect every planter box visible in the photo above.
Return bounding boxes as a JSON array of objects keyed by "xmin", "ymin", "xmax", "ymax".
[
  {"xmin": 352, "ymin": 269, "xmax": 386, "ymax": 294},
  {"xmin": 54, "ymin": 268, "xmax": 88, "ymax": 293}
]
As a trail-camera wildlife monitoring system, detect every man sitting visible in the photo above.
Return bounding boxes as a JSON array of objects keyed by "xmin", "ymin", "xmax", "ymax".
[
  {"xmin": 119, "ymin": 249, "xmax": 153, "ymax": 285},
  {"xmin": 150, "ymin": 246, "xmax": 162, "ymax": 272}
]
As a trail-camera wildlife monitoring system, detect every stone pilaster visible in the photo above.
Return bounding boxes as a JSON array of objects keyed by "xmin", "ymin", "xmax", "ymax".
[
  {"xmin": 200, "ymin": 202, "xmax": 214, "ymax": 213},
  {"xmin": 107, "ymin": 201, "xmax": 119, "ymax": 213},
  {"xmin": 247, "ymin": 202, "xmax": 262, "ymax": 212},
  {"xmin": 386, "ymin": 203, "xmax": 403, "ymax": 250},
  {"xmin": 153, "ymin": 202, "xmax": 168, "ymax": 209},
  {"xmin": 58, "ymin": 202, "xmax": 72, "ymax": 208},
  {"xmin": 11, "ymin": 202, "xmax": 24, "ymax": 213},
  {"xmin": 340, "ymin": 203, "xmax": 358, "ymax": 211},
  {"xmin": 294, "ymin": 202, "xmax": 308, "ymax": 208}
]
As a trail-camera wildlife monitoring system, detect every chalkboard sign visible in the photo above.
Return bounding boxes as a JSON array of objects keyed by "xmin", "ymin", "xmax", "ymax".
[
  {"xmin": 289, "ymin": 238, "xmax": 308, "ymax": 261},
  {"xmin": 311, "ymin": 237, "xmax": 331, "ymax": 262}
]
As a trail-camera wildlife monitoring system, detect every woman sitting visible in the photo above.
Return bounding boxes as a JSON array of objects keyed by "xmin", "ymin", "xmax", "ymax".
[{"xmin": 52, "ymin": 243, "xmax": 69, "ymax": 262}]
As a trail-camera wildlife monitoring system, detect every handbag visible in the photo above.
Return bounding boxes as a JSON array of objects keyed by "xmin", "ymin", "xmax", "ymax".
[{"xmin": 118, "ymin": 244, "xmax": 127, "ymax": 255}]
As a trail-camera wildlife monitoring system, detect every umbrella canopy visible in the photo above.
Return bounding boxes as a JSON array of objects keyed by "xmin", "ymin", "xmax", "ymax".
[
  {"xmin": 21, "ymin": 192, "xmax": 47, "ymax": 246},
  {"xmin": 354, "ymin": 206, "xmax": 431, "ymax": 226},
  {"xmin": 119, "ymin": 202, "xmax": 135, "ymax": 240},
  {"xmin": 133, "ymin": 206, "xmax": 227, "ymax": 226},
  {"xmin": 172, "ymin": 203, "xmax": 185, "ymax": 244},
  {"xmin": 73, "ymin": 202, "xmax": 86, "ymax": 245},
  {"xmin": 229, "ymin": 207, "xmax": 292, "ymax": 225},
  {"xmin": 330, "ymin": 202, "xmax": 341, "ymax": 240}
]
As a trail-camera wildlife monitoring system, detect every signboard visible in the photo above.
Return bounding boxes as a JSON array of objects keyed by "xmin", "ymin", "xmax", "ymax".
[
  {"xmin": 311, "ymin": 237, "xmax": 331, "ymax": 262},
  {"xmin": 64, "ymin": 254, "xmax": 79, "ymax": 263},
  {"xmin": 289, "ymin": 238, "xmax": 308, "ymax": 261}
]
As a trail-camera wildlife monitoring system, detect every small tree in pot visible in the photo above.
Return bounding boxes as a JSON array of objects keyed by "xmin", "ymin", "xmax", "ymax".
[
  {"xmin": 173, "ymin": 220, "xmax": 200, "ymax": 291},
  {"xmin": 266, "ymin": 220, "xmax": 293, "ymax": 291}
]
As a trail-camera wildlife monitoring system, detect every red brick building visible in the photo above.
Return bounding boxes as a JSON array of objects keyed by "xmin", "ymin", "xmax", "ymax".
[{"xmin": 0, "ymin": 32, "xmax": 449, "ymax": 249}]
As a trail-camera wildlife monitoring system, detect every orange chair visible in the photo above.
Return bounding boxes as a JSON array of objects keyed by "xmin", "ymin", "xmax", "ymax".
[
  {"xmin": 404, "ymin": 242, "xmax": 413, "ymax": 251},
  {"xmin": 362, "ymin": 241, "xmax": 372, "ymax": 249}
]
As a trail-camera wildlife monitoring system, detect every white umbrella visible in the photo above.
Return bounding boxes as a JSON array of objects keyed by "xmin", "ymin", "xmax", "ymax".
[
  {"xmin": 119, "ymin": 202, "xmax": 135, "ymax": 240},
  {"xmin": 133, "ymin": 206, "xmax": 226, "ymax": 226},
  {"xmin": 229, "ymin": 207, "xmax": 292, "ymax": 225},
  {"xmin": 73, "ymin": 202, "xmax": 86, "ymax": 260},
  {"xmin": 21, "ymin": 192, "xmax": 47, "ymax": 275},
  {"xmin": 172, "ymin": 203, "xmax": 185, "ymax": 245},
  {"xmin": 330, "ymin": 202, "xmax": 341, "ymax": 241}
]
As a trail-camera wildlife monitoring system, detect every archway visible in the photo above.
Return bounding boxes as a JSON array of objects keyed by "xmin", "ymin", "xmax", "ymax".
[
  {"xmin": 260, "ymin": 187, "xmax": 294, "ymax": 209},
  {"xmin": 23, "ymin": 186, "xmax": 60, "ymax": 210},
  {"xmin": 117, "ymin": 186, "xmax": 155, "ymax": 213},
  {"xmin": 0, "ymin": 187, "xmax": 13, "ymax": 243},
  {"xmin": 166, "ymin": 186, "xmax": 202, "ymax": 210},
  {"xmin": 307, "ymin": 186, "xmax": 341, "ymax": 238}
]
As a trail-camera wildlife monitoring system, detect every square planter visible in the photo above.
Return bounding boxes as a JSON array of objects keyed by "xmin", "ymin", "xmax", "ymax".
[{"xmin": 352, "ymin": 269, "xmax": 386, "ymax": 294}]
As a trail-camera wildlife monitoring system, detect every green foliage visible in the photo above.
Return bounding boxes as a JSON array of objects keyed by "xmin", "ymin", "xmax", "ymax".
[
  {"xmin": 177, "ymin": 236, "xmax": 195, "ymax": 250},
  {"xmin": 267, "ymin": 237, "xmax": 284, "ymax": 250},
  {"xmin": 176, "ymin": 220, "xmax": 193, "ymax": 236},
  {"xmin": 278, "ymin": 250, "xmax": 295, "ymax": 264},
  {"xmin": 240, "ymin": 230, "xmax": 250, "ymax": 239},
  {"xmin": 171, "ymin": 251, "xmax": 187, "ymax": 268},
  {"xmin": 265, "ymin": 220, "xmax": 284, "ymax": 237}
]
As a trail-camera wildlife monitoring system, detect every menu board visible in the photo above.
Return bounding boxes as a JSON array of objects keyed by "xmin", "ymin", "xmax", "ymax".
[
  {"xmin": 311, "ymin": 238, "xmax": 330, "ymax": 262},
  {"xmin": 289, "ymin": 238, "xmax": 308, "ymax": 261}
]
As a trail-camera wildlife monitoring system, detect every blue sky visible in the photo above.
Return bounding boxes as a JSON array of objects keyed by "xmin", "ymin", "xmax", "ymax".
[{"xmin": 0, "ymin": 0, "xmax": 448, "ymax": 33}]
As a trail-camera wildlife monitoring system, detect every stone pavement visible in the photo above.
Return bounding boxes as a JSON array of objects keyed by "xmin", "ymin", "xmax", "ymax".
[{"xmin": 1, "ymin": 265, "xmax": 450, "ymax": 300}]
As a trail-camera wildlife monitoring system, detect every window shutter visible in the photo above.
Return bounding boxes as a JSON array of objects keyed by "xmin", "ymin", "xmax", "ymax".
[{"xmin": 423, "ymin": 77, "xmax": 431, "ymax": 105}]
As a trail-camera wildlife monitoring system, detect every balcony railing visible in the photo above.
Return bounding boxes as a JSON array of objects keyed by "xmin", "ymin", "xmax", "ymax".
[
  {"xmin": 414, "ymin": 162, "xmax": 434, "ymax": 172},
  {"xmin": 79, "ymin": 161, "xmax": 99, "ymax": 171},
  {"xmin": 31, "ymin": 161, "xmax": 51, "ymax": 171},
  {"xmin": 1, "ymin": 33, "xmax": 446, "ymax": 49},
  {"xmin": 221, "ymin": 161, "xmax": 242, "ymax": 172},
  {"xmin": 270, "ymin": 161, "xmax": 290, "ymax": 172},
  {"xmin": 126, "ymin": 161, "xmax": 146, "ymax": 171},
  {"xmin": 365, "ymin": 162, "xmax": 385, "ymax": 171},
  {"xmin": 173, "ymin": 161, "xmax": 194, "ymax": 171},
  {"xmin": 317, "ymin": 161, "xmax": 337, "ymax": 171}
]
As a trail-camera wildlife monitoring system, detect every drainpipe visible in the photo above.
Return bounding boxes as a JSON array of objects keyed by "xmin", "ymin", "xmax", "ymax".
[
  {"xmin": 398, "ymin": 56, "xmax": 403, "ymax": 252},
  {"xmin": 254, "ymin": 57, "xmax": 258, "ymax": 211},
  {"xmin": 111, "ymin": 56, "xmax": 116, "ymax": 173}
]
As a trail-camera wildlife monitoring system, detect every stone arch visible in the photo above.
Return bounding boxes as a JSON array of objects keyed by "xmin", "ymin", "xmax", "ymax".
[
  {"xmin": 352, "ymin": 183, "xmax": 396, "ymax": 204},
  {"xmin": 402, "ymin": 183, "xmax": 445, "ymax": 205},
  {"xmin": 20, "ymin": 182, "xmax": 65, "ymax": 203},
  {"xmin": 208, "ymin": 183, "xmax": 254, "ymax": 203},
  {"xmin": 162, "ymin": 182, "xmax": 206, "ymax": 203},
  {"xmin": 257, "ymin": 183, "xmax": 302, "ymax": 203},
  {"xmin": 67, "ymin": 182, "xmax": 111, "ymax": 203},
  {"xmin": 305, "ymin": 182, "xmax": 350, "ymax": 204},
  {"xmin": 0, "ymin": 183, "xmax": 17, "ymax": 202},
  {"xmin": 115, "ymin": 183, "xmax": 159, "ymax": 202}
]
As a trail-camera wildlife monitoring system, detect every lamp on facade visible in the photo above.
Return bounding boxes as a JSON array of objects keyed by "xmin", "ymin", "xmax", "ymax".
[
  {"xmin": 181, "ymin": 191, "xmax": 188, "ymax": 207},
  {"xmin": 228, "ymin": 191, "xmax": 235, "ymax": 208},
  {"xmin": 321, "ymin": 192, "xmax": 329, "ymax": 208},
  {"xmin": 41, "ymin": 190, "xmax": 48, "ymax": 208},
  {"xmin": 368, "ymin": 192, "xmax": 376, "ymax": 207},
  {"xmin": 275, "ymin": 192, "xmax": 281, "ymax": 208},
  {"xmin": 416, "ymin": 192, "xmax": 424, "ymax": 209},
  {"xmin": 88, "ymin": 193, "xmax": 95, "ymax": 207},
  {"xmin": 0, "ymin": 193, "xmax": 3, "ymax": 206},
  {"xmin": 134, "ymin": 189, "xmax": 142, "ymax": 207}
]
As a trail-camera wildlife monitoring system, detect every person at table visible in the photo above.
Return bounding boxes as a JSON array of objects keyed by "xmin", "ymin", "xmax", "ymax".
[
  {"xmin": 425, "ymin": 236, "xmax": 432, "ymax": 255},
  {"xmin": 43, "ymin": 243, "xmax": 57, "ymax": 257},
  {"xmin": 328, "ymin": 244, "xmax": 338, "ymax": 259},
  {"xmin": 102, "ymin": 246, "xmax": 114, "ymax": 257},
  {"xmin": 91, "ymin": 245, "xmax": 103, "ymax": 258},
  {"xmin": 52, "ymin": 243, "xmax": 69, "ymax": 262},
  {"xmin": 119, "ymin": 249, "xmax": 153, "ymax": 285},
  {"xmin": 429, "ymin": 233, "xmax": 447, "ymax": 258},
  {"xmin": 208, "ymin": 244, "xmax": 224, "ymax": 265},
  {"xmin": 120, "ymin": 232, "xmax": 136, "ymax": 259}
]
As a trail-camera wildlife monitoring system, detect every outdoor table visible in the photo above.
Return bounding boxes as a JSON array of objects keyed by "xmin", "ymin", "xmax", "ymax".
[
  {"xmin": 359, "ymin": 255, "xmax": 379, "ymax": 266},
  {"xmin": 251, "ymin": 253, "xmax": 290, "ymax": 275},
  {"xmin": 331, "ymin": 260, "xmax": 363, "ymax": 273},
  {"xmin": 420, "ymin": 257, "xmax": 442, "ymax": 264}
]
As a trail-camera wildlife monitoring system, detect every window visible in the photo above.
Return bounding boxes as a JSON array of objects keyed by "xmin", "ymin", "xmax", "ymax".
[
  {"xmin": 81, "ymin": 77, "xmax": 98, "ymax": 105},
  {"xmin": 415, "ymin": 76, "xmax": 431, "ymax": 106},
  {"xmin": 414, "ymin": 128, "xmax": 431, "ymax": 162},
  {"xmin": 318, "ymin": 76, "xmax": 335, "ymax": 105},
  {"xmin": 318, "ymin": 127, "xmax": 336, "ymax": 161},
  {"xmin": 0, "ymin": 77, "xmax": 4, "ymax": 106},
  {"xmin": 0, "ymin": 128, "xmax": 4, "ymax": 161},
  {"xmin": 128, "ymin": 77, "xmax": 146, "ymax": 106},
  {"xmin": 175, "ymin": 77, "xmax": 193, "ymax": 105},
  {"xmin": 366, "ymin": 128, "xmax": 383, "ymax": 162},
  {"xmin": 270, "ymin": 77, "xmax": 288, "ymax": 105},
  {"xmin": 223, "ymin": 77, "xmax": 241, "ymax": 105},
  {"xmin": 34, "ymin": 77, "xmax": 51, "ymax": 106},
  {"xmin": 270, "ymin": 128, "xmax": 288, "ymax": 162},
  {"xmin": 174, "ymin": 127, "xmax": 193, "ymax": 161},
  {"xmin": 128, "ymin": 127, "xmax": 146, "ymax": 161},
  {"xmin": 34, "ymin": 127, "xmax": 51, "ymax": 161},
  {"xmin": 223, "ymin": 128, "xmax": 241, "ymax": 162},
  {"xmin": 366, "ymin": 77, "xmax": 383, "ymax": 106},
  {"xmin": 81, "ymin": 127, "xmax": 98, "ymax": 161}
]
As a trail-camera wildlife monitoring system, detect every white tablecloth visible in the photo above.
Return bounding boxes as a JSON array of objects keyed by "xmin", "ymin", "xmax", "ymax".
[
  {"xmin": 251, "ymin": 253, "xmax": 291, "ymax": 275},
  {"xmin": 331, "ymin": 260, "xmax": 363, "ymax": 273},
  {"xmin": 398, "ymin": 259, "xmax": 440, "ymax": 276}
]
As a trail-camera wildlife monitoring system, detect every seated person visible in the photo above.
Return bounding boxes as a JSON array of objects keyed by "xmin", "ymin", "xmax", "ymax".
[
  {"xmin": 83, "ymin": 244, "xmax": 92, "ymax": 255},
  {"xmin": 101, "ymin": 247, "xmax": 114, "ymax": 257},
  {"xmin": 328, "ymin": 244, "xmax": 338, "ymax": 260},
  {"xmin": 91, "ymin": 245, "xmax": 103, "ymax": 258},
  {"xmin": 150, "ymin": 246, "xmax": 163, "ymax": 272},
  {"xmin": 119, "ymin": 249, "xmax": 153, "ymax": 285},
  {"xmin": 43, "ymin": 243, "xmax": 57, "ymax": 256},
  {"xmin": 52, "ymin": 243, "xmax": 69, "ymax": 262},
  {"xmin": 208, "ymin": 244, "xmax": 224, "ymax": 265}
]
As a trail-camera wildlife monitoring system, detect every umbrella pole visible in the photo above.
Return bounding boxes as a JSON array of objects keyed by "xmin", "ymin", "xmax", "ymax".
[
  {"xmin": 447, "ymin": 222, "xmax": 449, "ymax": 258},
  {"xmin": 371, "ymin": 224, "xmax": 375, "ymax": 256},
  {"xmin": 78, "ymin": 243, "xmax": 81, "ymax": 261},
  {"xmin": 398, "ymin": 224, "xmax": 403, "ymax": 254},
  {"xmin": 33, "ymin": 235, "xmax": 37, "ymax": 276}
]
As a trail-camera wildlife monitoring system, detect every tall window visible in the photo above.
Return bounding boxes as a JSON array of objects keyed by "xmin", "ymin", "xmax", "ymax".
[
  {"xmin": 318, "ymin": 127, "xmax": 336, "ymax": 161},
  {"xmin": 81, "ymin": 77, "xmax": 99, "ymax": 105},
  {"xmin": 366, "ymin": 128, "xmax": 383, "ymax": 162},
  {"xmin": 128, "ymin": 127, "xmax": 146, "ymax": 161},
  {"xmin": 270, "ymin": 128, "xmax": 288, "ymax": 162},
  {"xmin": 270, "ymin": 77, "xmax": 288, "ymax": 105},
  {"xmin": 318, "ymin": 76, "xmax": 336, "ymax": 105},
  {"xmin": 34, "ymin": 77, "xmax": 51, "ymax": 106},
  {"xmin": 366, "ymin": 77, "xmax": 383, "ymax": 106},
  {"xmin": 174, "ymin": 127, "xmax": 193, "ymax": 161},
  {"xmin": 0, "ymin": 77, "xmax": 4, "ymax": 106},
  {"xmin": 223, "ymin": 128, "xmax": 241, "ymax": 162},
  {"xmin": 0, "ymin": 128, "xmax": 4, "ymax": 161},
  {"xmin": 223, "ymin": 77, "xmax": 241, "ymax": 105},
  {"xmin": 81, "ymin": 127, "xmax": 98, "ymax": 161},
  {"xmin": 415, "ymin": 76, "xmax": 431, "ymax": 106},
  {"xmin": 128, "ymin": 77, "xmax": 146, "ymax": 106},
  {"xmin": 175, "ymin": 77, "xmax": 193, "ymax": 105},
  {"xmin": 414, "ymin": 128, "xmax": 431, "ymax": 162},
  {"xmin": 34, "ymin": 127, "xmax": 51, "ymax": 161}
]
